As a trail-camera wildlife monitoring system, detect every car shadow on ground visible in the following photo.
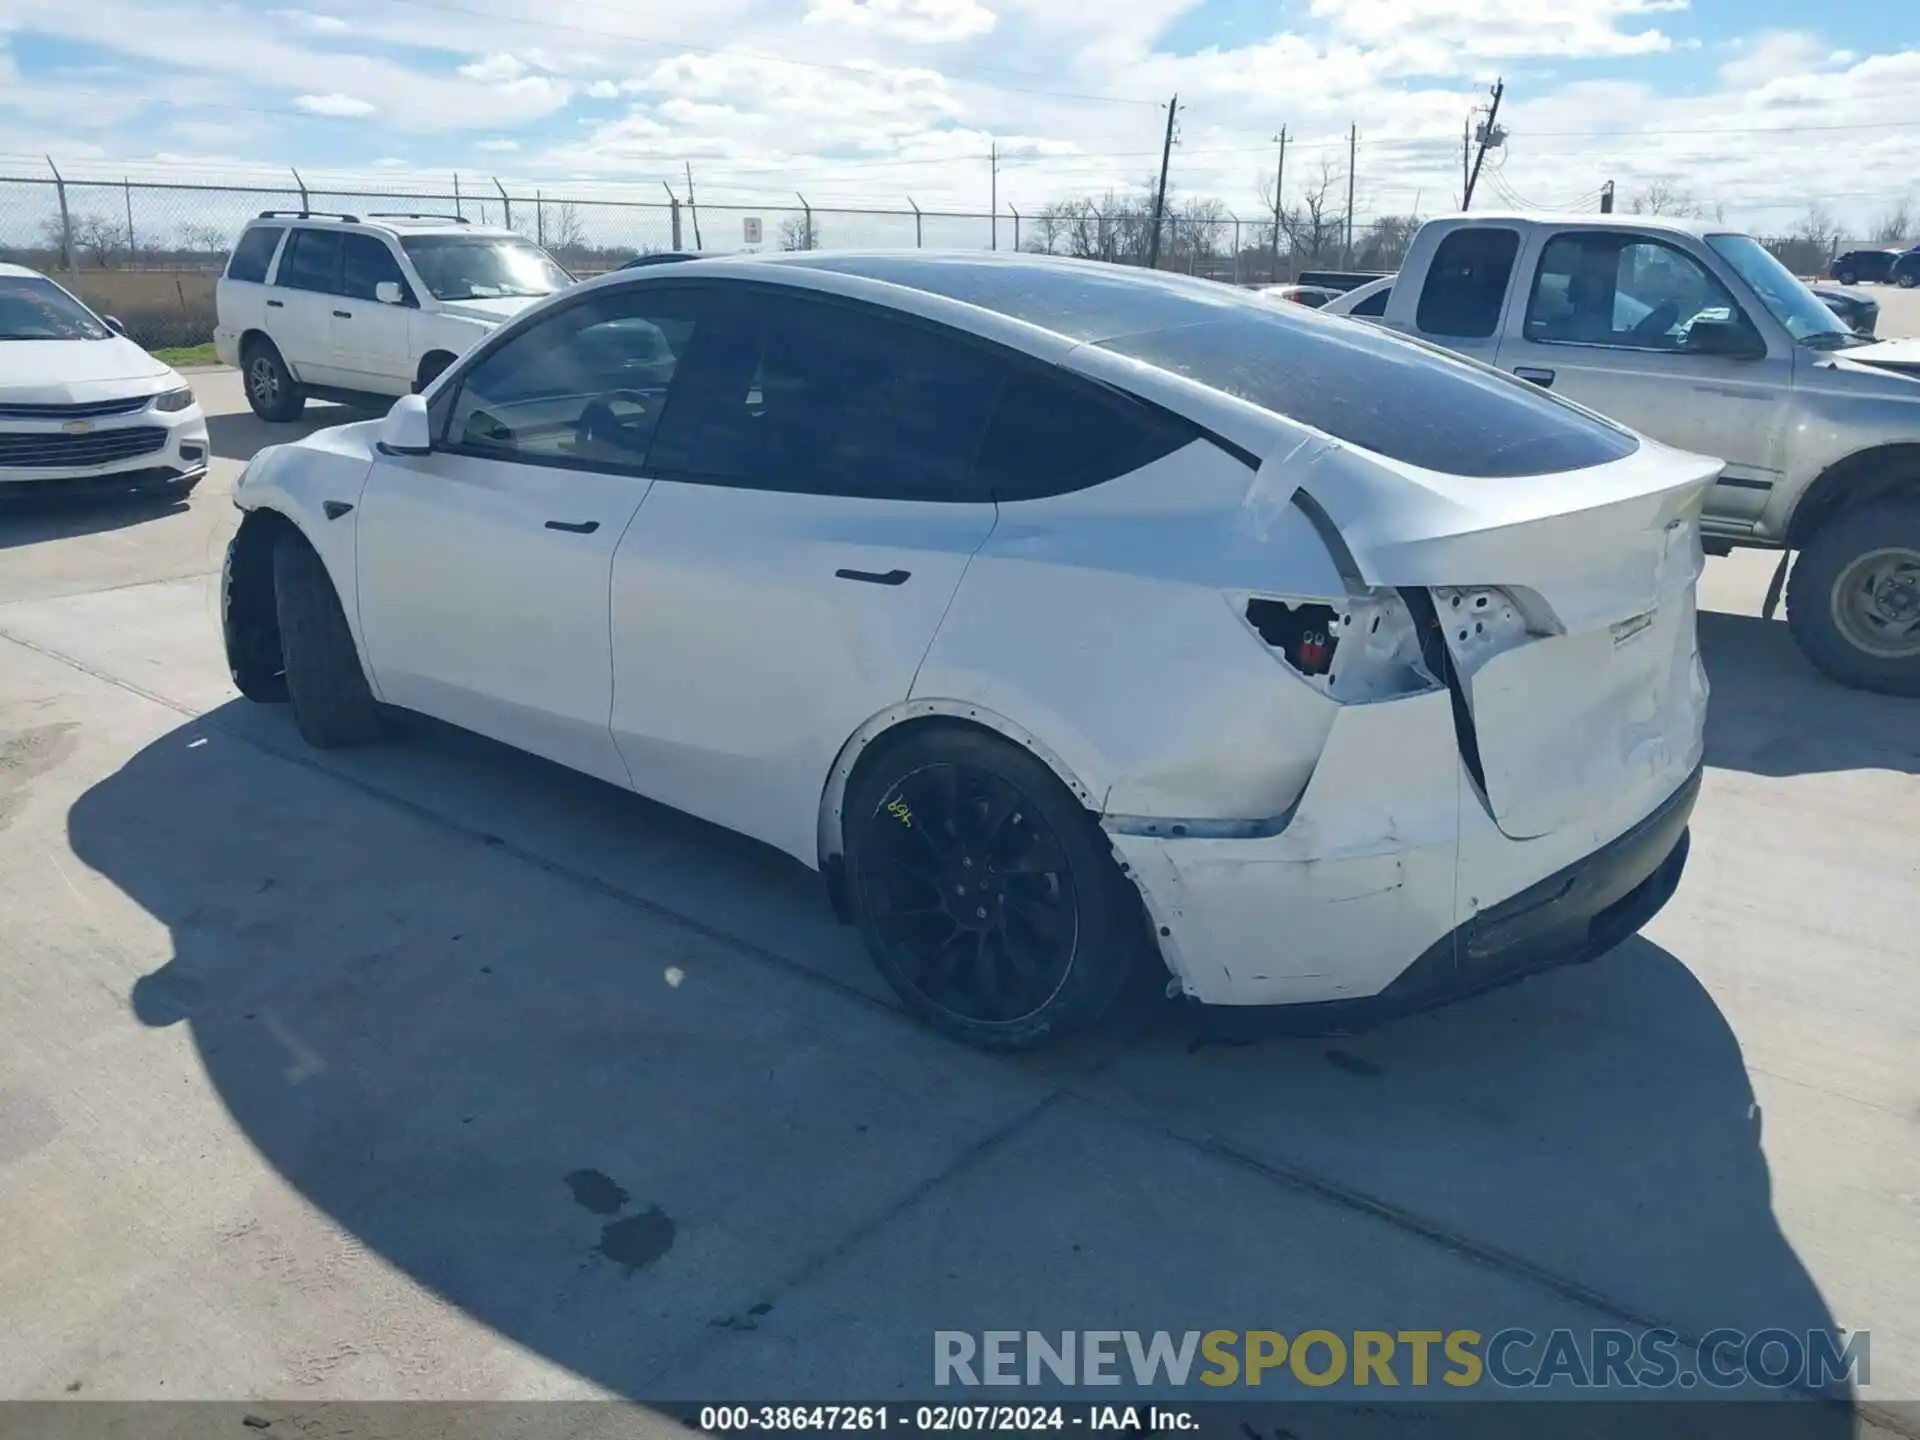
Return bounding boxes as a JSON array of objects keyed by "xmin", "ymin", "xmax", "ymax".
[
  {"xmin": 206, "ymin": 401, "xmax": 374, "ymax": 462},
  {"xmin": 1698, "ymin": 611, "xmax": 1917, "ymax": 777},
  {"xmin": 0, "ymin": 488, "xmax": 191, "ymax": 551},
  {"xmin": 65, "ymin": 699, "xmax": 1850, "ymax": 1428}
]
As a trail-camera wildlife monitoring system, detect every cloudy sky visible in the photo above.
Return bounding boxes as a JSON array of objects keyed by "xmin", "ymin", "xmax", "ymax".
[{"xmin": 0, "ymin": 0, "xmax": 1916, "ymax": 236}]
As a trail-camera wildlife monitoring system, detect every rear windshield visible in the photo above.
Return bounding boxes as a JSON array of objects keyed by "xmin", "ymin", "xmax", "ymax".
[
  {"xmin": 1098, "ymin": 311, "xmax": 1640, "ymax": 478},
  {"xmin": 793, "ymin": 254, "xmax": 1638, "ymax": 478}
]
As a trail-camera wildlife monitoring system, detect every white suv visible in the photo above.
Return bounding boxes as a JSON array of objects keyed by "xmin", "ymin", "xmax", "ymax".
[{"xmin": 214, "ymin": 211, "xmax": 574, "ymax": 422}]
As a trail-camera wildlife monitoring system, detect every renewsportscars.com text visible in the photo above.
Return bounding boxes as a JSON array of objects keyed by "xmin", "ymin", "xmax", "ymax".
[{"xmin": 933, "ymin": 1329, "xmax": 1869, "ymax": 1391}]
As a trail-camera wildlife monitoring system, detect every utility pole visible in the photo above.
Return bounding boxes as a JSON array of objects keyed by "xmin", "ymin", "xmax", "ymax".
[
  {"xmin": 1270, "ymin": 127, "xmax": 1286, "ymax": 282},
  {"xmin": 1461, "ymin": 78, "xmax": 1505, "ymax": 211},
  {"xmin": 1462, "ymin": 119, "xmax": 1470, "ymax": 208},
  {"xmin": 1148, "ymin": 94, "xmax": 1180, "ymax": 271},
  {"xmin": 990, "ymin": 142, "xmax": 998, "ymax": 251},
  {"xmin": 1344, "ymin": 124, "xmax": 1356, "ymax": 266},
  {"xmin": 685, "ymin": 162, "xmax": 703, "ymax": 248},
  {"xmin": 1600, "ymin": 180, "xmax": 1615, "ymax": 213}
]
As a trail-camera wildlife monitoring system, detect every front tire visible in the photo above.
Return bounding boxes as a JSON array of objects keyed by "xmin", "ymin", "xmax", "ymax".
[
  {"xmin": 1899, "ymin": 272, "xmax": 1918, "ymax": 290},
  {"xmin": 273, "ymin": 532, "xmax": 383, "ymax": 747},
  {"xmin": 843, "ymin": 726, "xmax": 1141, "ymax": 1051},
  {"xmin": 1785, "ymin": 502, "xmax": 1920, "ymax": 696},
  {"xmin": 1838, "ymin": 270, "xmax": 1857, "ymax": 285},
  {"xmin": 243, "ymin": 340, "xmax": 306, "ymax": 423}
]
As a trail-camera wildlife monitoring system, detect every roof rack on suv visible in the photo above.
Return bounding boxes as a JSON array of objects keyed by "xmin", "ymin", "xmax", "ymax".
[
  {"xmin": 365, "ymin": 212, "xmax": 472, "ymax": 225},
  {"xmin": 256, "ymin": 209, "xmax": 361, "ymax": 223}
]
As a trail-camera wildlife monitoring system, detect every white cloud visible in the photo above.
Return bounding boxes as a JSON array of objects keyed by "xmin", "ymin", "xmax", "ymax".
[
  {"xmin": 295, "ymin": 92, "xmax": 376, "ymax": 116},
  {"xmin": 459, "ymin": 51, "xmax": 526, "ymax": 83},
  {"xmin": 805, "ymin": 0, "xmax": 996, "ymax": 44},
  {"xmin": 1308, "ymin": 0, "xmax": 1686, "ymax": 66},
  {"xmin": 584, "ymin": 79, "xmax": 621, "ymax": 99},
  {"xmin": 269, "ymin": 9, "xmax": 349, "ymax": 35},
  {"xmin": 476, "ymin": 138, "xmax": 520, "ymax": 151}
]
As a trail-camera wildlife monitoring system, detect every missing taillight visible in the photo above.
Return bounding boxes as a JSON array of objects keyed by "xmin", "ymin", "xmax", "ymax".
[
  {"xmin": 1244, "ymin": 591, "xmax": 1440, "ymax": 701},
  {"xmin": 1245, "ymin": 598, "xmax": 1341, "ymax": 676}
]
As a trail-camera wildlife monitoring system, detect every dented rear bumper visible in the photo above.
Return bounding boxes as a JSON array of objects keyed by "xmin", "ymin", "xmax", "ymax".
[{"xmin": 1109, "ymin": 702, "xmax": 1700, "ymax": 1019}]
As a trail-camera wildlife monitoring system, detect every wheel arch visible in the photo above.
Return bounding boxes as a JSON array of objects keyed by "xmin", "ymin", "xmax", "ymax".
[
  {"xmin": 414, "ymin": 349, "xmax": 459, "ymax": 393},
  {"xmin": 1787, "ymin": 443, "xmax": 1920, "ymax": 548},
  {"xmin": 225, "ymin": 506, "xmax": 304, "ymax": 700},
  {"xmin": 815, "ymin": 701, "xmax": 1103, "ymax": 915},
  {"xmin": 238, "ymin": 327, "xmax": 278, "ymax": 359}
]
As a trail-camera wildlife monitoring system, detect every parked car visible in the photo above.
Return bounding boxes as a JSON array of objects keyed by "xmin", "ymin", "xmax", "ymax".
[
  {"xmin": 1809, "ymin": 285, "xmax": 1879, "ymax": 336},
  {"xmin": 1890, "ymin": 248, "xmax": 1920, "ymax": 289},
  {"xmin": 1257, "ymin": 284, "xmax": 1341, "ymax": 308},
  {"xmin": 222, "ymin": 251, "xmax": 1711, "ymax": 1050},
  {"xmin": 215, "ymin": 210, "xmax": 575, "ymax": 422},
  {"xmin": 1320, "ymin": 212, "xmax": 1920, "ymax": 694},
  {"xmin": 617, "ymin": 251, "xmax": 718, "ymax": 269},
  {"xmin": 1829, "ymin": 249, "xmax": 1900, "ymax": 285},
  {"xmin": 0, "ymin": 263, "xmax": 208, "ymax": 501}
]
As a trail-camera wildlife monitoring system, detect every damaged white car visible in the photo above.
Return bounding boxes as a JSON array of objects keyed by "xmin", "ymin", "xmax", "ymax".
[{"xmin": 223, "ymin": 252, "xmax": 1714, "ymax": 1050}]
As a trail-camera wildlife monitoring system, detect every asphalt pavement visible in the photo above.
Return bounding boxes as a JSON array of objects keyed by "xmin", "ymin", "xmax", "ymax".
[{"xmin": 0, "ymin": 367, "xmax": 1914, "ymax": 1436}]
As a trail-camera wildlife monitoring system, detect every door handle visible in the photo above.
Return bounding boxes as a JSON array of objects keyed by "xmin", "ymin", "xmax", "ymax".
[
  {"xmin": 835, "ymin": 567, "xmax": 911, "ymax": 586},
  {"xmin": 333, "ymin": 309, "xmax": 352, "ymax": 319},
  {"xmin": 1513, "ymin": 366, "xmax": 1555, "ymax": 388},
  {"xmin": 545, "ymin": 519, "xmax": 600, "ymax": 534},
  {"xmin": 266, "ymin": 299, "xmax": 284, "ymax": 309}
]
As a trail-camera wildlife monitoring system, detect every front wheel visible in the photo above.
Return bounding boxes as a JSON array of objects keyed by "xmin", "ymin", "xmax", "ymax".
[
  {"xmin": 1837, "ymin": 270, "xmax": 1857, "ymax": 285},
  {"xmin": 843, "ymin": 727, "xmax": 1142, "ymax": 1051},
  {"xmin": 243, "ymin": 341, "xmax": 306, "ymax": 422},
  {"xmin": 1899, "ymin": 272, "xmax": 1919, "ymax": 290},
  {"xmin": 1785, "ymin": 502, "xmax": 1920, "ymax": 696},
  {"xmin": 273, "ymin": 532, "xmax": 383, "ymax": 746}
]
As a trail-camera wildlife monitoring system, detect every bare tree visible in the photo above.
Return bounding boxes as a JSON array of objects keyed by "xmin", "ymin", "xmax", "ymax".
[
  {"xmin": 778, "ymin": 214, "xmax": 817, "ymax": 251},
  {"xmin": 1170, "ymin": 196, "xmax": 1229, "ymax": 264},
  {"xmin": 1024, "ymin": 200, "xmax": 1079, "ymax": 255},
  {"xmin": 539, "ymin": 201, "xmax": 588, "ymax": 256},
  {"xmin": 1872, "ymin": 196, "xmax": 1914, "ymax": 245},
  {"xmin": 59, "ymin": 213, "xmax": 132, "ymax": 269},
  {"xmin": 1628, "ymin": 183, "xmax": 1704, "ymax": 219},
  {"xmin": 1353, "ymin": 214, "xmax": 1421, "ymax": 272},
  {"xmin": 1276, "ymin": 158, "xmax": 1345, "ymax": 270}
]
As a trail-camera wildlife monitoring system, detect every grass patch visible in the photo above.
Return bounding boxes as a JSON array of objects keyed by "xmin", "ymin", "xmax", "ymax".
[{"xmin": 152, "ymin": 343, "xmax": 221, "ymax": 367}]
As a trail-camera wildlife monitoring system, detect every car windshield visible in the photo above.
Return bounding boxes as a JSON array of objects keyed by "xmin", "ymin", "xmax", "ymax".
[
  {"xmin": 399, "ymin": 236, "xmax": 572, "ymax": 301},
  {"xmin": 0, "ymin": 275, "xmax": 112, "ymax": 341},
  {"xmin": 1706, "ymin": 233, "xmax": 1857, "ymax": 348}
]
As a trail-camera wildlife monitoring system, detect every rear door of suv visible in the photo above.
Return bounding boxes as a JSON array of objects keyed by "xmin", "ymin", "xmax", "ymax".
[{"xmin": 268, "ymin": 227, "xmax": 348, "ymax": 386}]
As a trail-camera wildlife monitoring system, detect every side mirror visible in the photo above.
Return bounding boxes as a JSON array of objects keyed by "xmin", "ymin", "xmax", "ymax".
[
  {"xmin": 374, "ymin": 280, "xmax": 405, "ymax": 306},
  {"xmin": 103, "ymin": 315, "xmax": 127, "ymax": 335},
  {"xmin": 1685, "ymin": 316, "xmax": 1766, "ymax": 360},
  {"xmin": 376, "ymin": 393, "xmax": 433, "ymax": 457}
]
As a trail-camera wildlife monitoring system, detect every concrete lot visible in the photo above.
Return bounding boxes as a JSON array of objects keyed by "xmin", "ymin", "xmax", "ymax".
[{"xmin": 0, "ymin": 368, "xmax": 1916, "ymax": 1437}]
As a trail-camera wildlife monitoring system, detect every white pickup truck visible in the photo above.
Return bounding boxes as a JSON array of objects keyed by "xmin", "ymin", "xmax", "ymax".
[{"xmin": 1322, "ymin": 212, "xmax": 1920, "ymax": 694}]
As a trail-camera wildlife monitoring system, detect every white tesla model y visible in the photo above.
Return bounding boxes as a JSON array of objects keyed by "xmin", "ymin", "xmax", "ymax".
[{"xmin": 223, "ymin": 251, "xmax": 1714, "ymax": 1050}]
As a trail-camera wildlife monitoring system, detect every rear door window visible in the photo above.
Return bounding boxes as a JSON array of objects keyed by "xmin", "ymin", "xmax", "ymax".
[
  {"xmin": 974, "ymin": 368, "xmax": 1195, "ymax": 501},
  {"xmin": 276, "ymin": 229, "xmax": 345, "ymax": 294},
  {"xmin": 647, "ymin": 289, "xmax": 1003, "ymax": 502},
  {"xmin": 227, "ymin": 226, "xmax": 284, "ymax": 284},
  {"xmin": 1416, "ymin": 228, "xmax": 1519, "ymax": 339}
]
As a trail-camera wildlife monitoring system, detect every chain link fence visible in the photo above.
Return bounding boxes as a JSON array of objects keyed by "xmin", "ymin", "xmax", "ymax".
[
  {"xmin": 0, "ymin": 172, "xmax": 1315, "ymax": 350},
  {"xmin": 1, "ymin": 169, "xmax": 1875, "ymax": 351}
]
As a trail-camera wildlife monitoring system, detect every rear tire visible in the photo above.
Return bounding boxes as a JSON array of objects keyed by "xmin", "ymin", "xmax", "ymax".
[
  {"xmin": 273, "ymin": 531, "xmax": 383, "ymax": 747},
  {"xmin": 1785, "ymin": 501, "xmax": 1920, "ymax": 696},
  {"xmin": 1899, "ymin": 272, "xmax": 1919, "ymax": 290},
  {"xmin": 242, "ymin": 340, "xmax": 306, "ymax": 422},
  {"xmin": 843, "ymin": 726, "xmax": 1141, "ymax": 1052}
]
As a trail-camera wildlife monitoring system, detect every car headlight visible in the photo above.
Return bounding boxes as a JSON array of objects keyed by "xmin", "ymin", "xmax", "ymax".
[{"xmin": 151, "ymin": 386, "xmax": 196, "ymax": 412}]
